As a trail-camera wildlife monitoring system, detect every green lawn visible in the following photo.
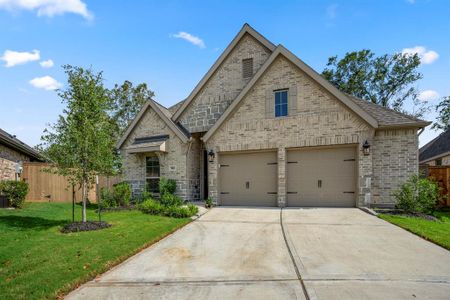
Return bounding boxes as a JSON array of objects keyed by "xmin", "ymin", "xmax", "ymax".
[
  {"xmin": 379, "ymin": 211, "xmax": 450, "ymax": 250},
  {"xmin": 0, "ymin": 202, "xmax": 190, "ymax": 299}
]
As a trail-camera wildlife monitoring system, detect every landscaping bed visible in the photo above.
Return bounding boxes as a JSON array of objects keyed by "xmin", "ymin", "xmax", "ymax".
[
  {"xmin": 60, "ymin": 221, "xmax": 111, "ymax": 233},
  {"xmin": 0, "ymin": 202, "xmax": 190, "ymax": 299}
]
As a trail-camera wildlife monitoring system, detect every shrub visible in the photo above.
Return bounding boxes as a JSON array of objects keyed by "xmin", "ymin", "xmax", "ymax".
[
  {"xmin": 113, "ymin": 182, "xmax": 132, "ymax": 206},
  {"xmin": 205, "ymin": 197, "xmax": 213, "ymax": 208},
  {"xmin": 99, "ymin": 187, "xmax": 116, "ymax": 208},
  {"xmin": 159, "ymin": 177, "xmax": 176, "ymax": 196},
  {"xmin": 187, "ymin": 203, "xmax": 199, "ymax": 216},
  {"xmin": 0, "ymin": 180, "xmax": 29, "ymax": 208},
  {"xmin": 394, "ymin": 175, "xmax": 439, "ymax": 214},
  {"xmin": 160, "ymin": 193, "xmax": 183, "ymax": 207},
  {"xmin": 163, "ymin": 205, "xmax": 197, "ymax": 218},
  {"xmin": 139, "ymin": 198, "xmax": 163, "ymax": 215}
]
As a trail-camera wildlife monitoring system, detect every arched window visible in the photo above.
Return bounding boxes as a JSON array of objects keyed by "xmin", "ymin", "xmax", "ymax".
[{"xmin": 146, "ymin": 155, "xmax": 160, "ymax": 193}]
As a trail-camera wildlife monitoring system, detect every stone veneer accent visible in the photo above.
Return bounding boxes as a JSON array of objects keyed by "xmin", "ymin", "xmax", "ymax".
[
  {"xmin": 0, "ymin": 144, "xmax": 30, "ymax": 181},
  {"xmin": 205, "ymin": 55, "xmax": 418, "ymax": 207},
  {"xmin": 178, "ymin": 33, "xmax": 272, "ymax": 133},
  {"xmin": 120, "ymin": 107, "xmax": 200, "ymax": 201}
]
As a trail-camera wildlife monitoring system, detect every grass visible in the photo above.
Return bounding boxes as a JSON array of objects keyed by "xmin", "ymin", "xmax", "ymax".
[
  {"xmin": 379, "ymin": 211, "xmax": 450, "ymax": 250},
  {"xmin": 0, "ymin": 202, "xmax": 190, "ymax": 299}
]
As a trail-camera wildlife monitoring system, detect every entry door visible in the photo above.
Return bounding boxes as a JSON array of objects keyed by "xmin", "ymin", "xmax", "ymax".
[
  {"xmin": 287, "ymin": 147, "xmax": 356, "ymax": 207},
  {"xmin": 219, "ymin": 151, "xmax": 277, "ymax": 206}
]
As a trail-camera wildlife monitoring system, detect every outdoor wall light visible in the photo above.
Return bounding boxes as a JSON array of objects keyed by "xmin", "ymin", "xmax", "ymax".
[
  {"xmin": 362, "ymin": 140, "xmax": 371, "ymax": 156},
  {"xmin": 208, "ymin": 150, "xmax": 215, "ymax": 163}
]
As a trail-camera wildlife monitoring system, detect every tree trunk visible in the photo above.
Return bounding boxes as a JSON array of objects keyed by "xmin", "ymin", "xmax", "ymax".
[{"xmin": 82, "ymin": 179, "xmax": 87, "ymax": 222}]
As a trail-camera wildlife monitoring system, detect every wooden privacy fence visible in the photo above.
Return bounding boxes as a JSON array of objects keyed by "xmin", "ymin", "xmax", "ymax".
[
  {"xmin": 421, "ymin": 165, "xmax": 450, "ymax": 206},
  {"xmin": 21, "ymin": 162, "xmax": 121, "ymax": 203}
]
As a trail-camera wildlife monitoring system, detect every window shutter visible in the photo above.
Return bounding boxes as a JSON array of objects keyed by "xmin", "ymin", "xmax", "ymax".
[
  {"xmin": 266, "ymin": 90, "xmax": 274, "ymax": 118},
  {"xmin": 288, "ymin": 85, "xmax": 297, "ymax": 116}
]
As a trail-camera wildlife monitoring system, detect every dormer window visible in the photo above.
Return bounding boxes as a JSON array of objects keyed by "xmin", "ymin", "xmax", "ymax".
[{"xmin": 242, "ymin": 58, "xmax": 253, "ymax": 78}]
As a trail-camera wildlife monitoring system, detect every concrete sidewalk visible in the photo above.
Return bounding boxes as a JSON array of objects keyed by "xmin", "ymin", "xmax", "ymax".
[{"xmin": 66, "ymin": 207, "xmax": 450, "ymax": 299}]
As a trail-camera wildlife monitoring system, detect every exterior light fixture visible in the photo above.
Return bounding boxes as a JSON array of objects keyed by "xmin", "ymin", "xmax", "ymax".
[
  {"xmin": 362, "ymin": 140, "xmax": 371, "ymax": 156},
  {"xmin": 208, "ymin": 150, "xmax": 215, "ymax": 163}
]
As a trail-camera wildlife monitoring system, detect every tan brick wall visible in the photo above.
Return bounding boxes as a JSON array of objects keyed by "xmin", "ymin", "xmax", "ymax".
[
  {"xmin": 372, "ymin": 128, "xmax": 419, "ymax": 205},
  {"xmin": 178, "ymin": 33, "xmax": 272, "ymax": 133},
  {"xmin": 205, "ymin": 55, "xmax": 393, "ymax": 206},
  {"xmin": 120, "ymin": 106, "xmax": 193, "ymax": 199}
]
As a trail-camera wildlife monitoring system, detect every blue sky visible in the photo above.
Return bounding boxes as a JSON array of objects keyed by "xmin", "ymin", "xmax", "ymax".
[{"xmin": 0, "ymin": 0, "xmax": 448, "ymax": 147}]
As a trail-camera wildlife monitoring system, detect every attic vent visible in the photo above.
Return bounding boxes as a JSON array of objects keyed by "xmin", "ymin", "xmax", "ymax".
[{"xmin": 242, "ymin": 58, "xmax": 253, "ymax": 78}]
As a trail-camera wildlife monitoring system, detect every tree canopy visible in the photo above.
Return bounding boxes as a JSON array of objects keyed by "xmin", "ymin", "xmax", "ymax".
[
  {"xmin": 40, "ymin": 65, "xmax": 118, "ymax": 222},
  {"xmin": 109, "ymin": 80, "xmax": 154, "ymax": 137},
  {"xmin": 432, "ymin": 96, "xmax": 450, "ymax": 131},
  {"xmin": 322, "ymin": 49, "xmax": 427, "ymax": 118}
]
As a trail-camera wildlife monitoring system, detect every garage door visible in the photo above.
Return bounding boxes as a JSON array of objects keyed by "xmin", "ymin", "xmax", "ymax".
[
  {"xmin": 219, "ymin": 151, "xmax": 277, "ymax": 206},
  {"xmin": 287, "ymin": 147, "xmax": 356, "ymax": 207}
]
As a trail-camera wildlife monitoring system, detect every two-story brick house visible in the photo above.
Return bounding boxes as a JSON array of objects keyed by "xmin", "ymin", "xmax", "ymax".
[{"xmin": 117, "ymin": 24, "xmax": 430, "ymax": 208}]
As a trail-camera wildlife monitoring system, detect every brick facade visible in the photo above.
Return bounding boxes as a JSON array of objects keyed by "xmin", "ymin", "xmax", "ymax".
[
  {"xmin": 120, "ymin": 25, "xmax": 423, "ymax": 207},
  {"xmin": 205, "ymin": 56, "xmax": 418, "ymax": 207}
]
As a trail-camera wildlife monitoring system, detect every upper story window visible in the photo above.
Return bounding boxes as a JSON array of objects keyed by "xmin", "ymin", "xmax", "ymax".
[
  {"xmin": 274, "ymin": 89, "xmax": 288, "ymax": 117},
  {"xmin": 146, "ymin": 155, "xmax": 160, "ymax": 193},
  {"xmin": 435, "ymin": 158, "xmax": 442, "ymax": 166},
  {"xmin": 242, "ymin": 58, "xmax": 253, "ymax": 78}
]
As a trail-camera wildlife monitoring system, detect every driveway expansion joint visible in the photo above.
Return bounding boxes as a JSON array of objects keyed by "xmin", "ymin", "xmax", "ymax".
[{"xmin": 280, "ymin": 208, "xmax": 311, "ymax": 300}]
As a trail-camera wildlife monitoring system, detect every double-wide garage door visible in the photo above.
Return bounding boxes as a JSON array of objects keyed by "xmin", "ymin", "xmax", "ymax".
[{"xmin": 219, "ymin": 147, "xmax": 356, "ymax": 207}]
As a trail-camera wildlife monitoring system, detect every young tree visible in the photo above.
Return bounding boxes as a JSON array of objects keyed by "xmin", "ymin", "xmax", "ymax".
[
  {"xmin": 432, "ymin": 96, "xmax": 450, "ymax": 131},
  {"xmin": 41, "ymin": 65, "xmax": 118, "ymax": 222},
  {"xmin": 110, "ymin": 80, "xmax": 154, "ymax": 136},
  {"xmin": 322, "ymin": 49, "xmax": 427, "ymax": 118}
]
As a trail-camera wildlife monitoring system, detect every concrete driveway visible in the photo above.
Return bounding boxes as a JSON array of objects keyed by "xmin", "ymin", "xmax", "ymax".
[{"xmin": 66, "ymin": 207, "xmax": 450, "ymax": 299}]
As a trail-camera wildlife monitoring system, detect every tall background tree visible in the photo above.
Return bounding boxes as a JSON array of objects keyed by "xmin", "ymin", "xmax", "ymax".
[
  {"xmin": 40, "ymin": 65, "xmax": 118, "ymax": 222},
  {"xmin": 322, "ymin": 49, "xmax": 428, "ymax": 118},
  {"xmin": 432, "ymin": 96, "xmax": 450, "ymax": 131},
  {"xmin": 109, "ymin": 80, "xmax": 154, "ymax": 136}
]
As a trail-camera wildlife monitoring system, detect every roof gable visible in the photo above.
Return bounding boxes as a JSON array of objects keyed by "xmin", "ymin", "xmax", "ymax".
[
  {"xmin": 203, "ymin": 45, "xmax": 380, "ymax": 142},
  {"xmin": 171, "ymin": 23, "xmax": 276, "ymax": 121},
  {"xmin": 0, "ymin": 128, "xmax": 42, "ymax": 161},
  {"xmin": 116, "ymin": 100, "xmax": 189, "ymax": 149}
]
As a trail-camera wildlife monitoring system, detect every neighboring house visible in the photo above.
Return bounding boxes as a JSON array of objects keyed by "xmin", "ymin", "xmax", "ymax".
[
  {"xmin": 0, "ymin": 128, "xmax": 42, "ymax": 181},
  {"xmin": 419, "ymin": 129, "xmax": 450, "ymax": 166},
  {"xmin": 117, "ymin": 24, "xmax": 430, "ymax": 208}
]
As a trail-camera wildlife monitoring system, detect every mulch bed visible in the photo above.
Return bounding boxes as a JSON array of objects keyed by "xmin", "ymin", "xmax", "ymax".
[
  {"xmin": 377, "ymin": 209, "xmax": 438, "ymax": 221},
  {"xmin": 60, "ymin": 221, "xmax": 111, "ymax": 233}
]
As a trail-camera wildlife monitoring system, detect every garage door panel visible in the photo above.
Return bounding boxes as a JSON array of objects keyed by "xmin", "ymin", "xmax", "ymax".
[
  {"xmin": 220, "ymin": 151, "xmax": 277, "ymax": 206},
  {"xmin": 287, "ymin": 147, "xmax": 356, "ymax": 207}
]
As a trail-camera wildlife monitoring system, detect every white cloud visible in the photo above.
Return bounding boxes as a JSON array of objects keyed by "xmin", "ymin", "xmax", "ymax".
[
  {"xmin": 418, "ymin": 90, "xmax": 439, "ymax": 101},
  {"xmin": 0, "ymin": 0, "xmax": 93, "ymax": 20},
  {"xmin": 326, "ymin": 4, "xmax": 338, "ymax": 19},
  {"xmin": 173, "ymin": 31, "xmax": 205, "ymax": 48},
  {"xmin": 29, "ymin": 75, "xmax": 61, "ymax": 90},
  {"xmin": 402, "ymin": 46, "xmax": 439, "ymax": 64},
  {"xmin": 1, "ymin": 49, "xmax": 40, "ymax": 67},
  {"xmin": 40, "ymin": 59, "xmax": 54, "ymax": 68}
]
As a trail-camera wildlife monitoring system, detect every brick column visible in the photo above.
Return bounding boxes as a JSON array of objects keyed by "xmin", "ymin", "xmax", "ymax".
[
  {"xmin": 277, "ymin": 147, "xmax": 286, "ymax": 207},
  {"xmin": 358, "ymin": 141, "xmax": 373, "ymax": 207}
]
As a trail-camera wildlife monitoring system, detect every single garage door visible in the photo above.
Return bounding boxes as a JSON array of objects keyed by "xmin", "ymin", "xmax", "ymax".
[
  {"xmin": 219, "ymin": 151, "xmax": 277, "ymax": 206},
  {"xmin": 287, "ymin": 147, "xmax": 356, "ymax": 207}
]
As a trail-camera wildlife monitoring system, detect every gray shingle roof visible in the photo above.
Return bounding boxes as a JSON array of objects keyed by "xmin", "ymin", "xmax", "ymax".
[
  {"xmin": 419, "ymin": 130, "xmax": 450, "ymax": 162},
  {"xmin": 347, "ymin": 95, "xmax": 430, "ymax": 128},
  {"xmin": 0, "ymin": 128, "xmax": 42, "ymax": 161}
]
